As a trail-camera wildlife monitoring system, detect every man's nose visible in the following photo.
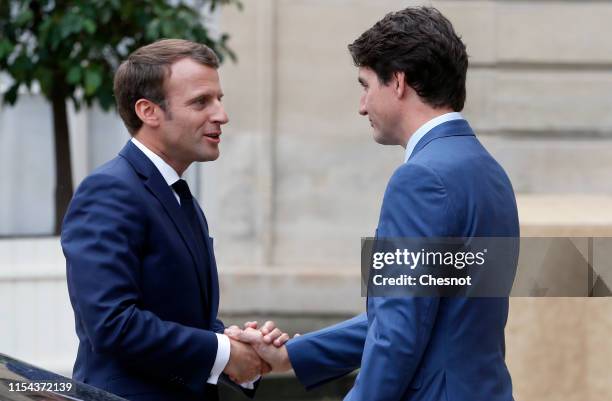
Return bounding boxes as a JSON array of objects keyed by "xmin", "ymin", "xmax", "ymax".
[
  {"xmin": 359, "ymin": 95, "xmax": 367, "ymax": 116},
  {"xmin": 213, "ymin": 103, "xmax": 229, "ymax": 125}
]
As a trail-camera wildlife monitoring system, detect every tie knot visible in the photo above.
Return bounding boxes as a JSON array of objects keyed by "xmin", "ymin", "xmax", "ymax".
[{"xmin": 172, "ymin": 179, "xmax": 192, "ymax": 200}]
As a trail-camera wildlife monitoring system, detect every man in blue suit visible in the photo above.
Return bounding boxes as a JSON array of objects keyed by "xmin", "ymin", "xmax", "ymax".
[
  {"xmin": 61, "ymin": 39, "xmax": 286, "ymax": 401},
  {"xmin": 228, "ymin": 7, "xmax": 519, "ymax": 401}
]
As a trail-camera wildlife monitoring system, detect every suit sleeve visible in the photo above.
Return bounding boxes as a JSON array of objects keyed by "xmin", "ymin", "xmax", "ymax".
[
  {"xmin": 345, "ymin": 163, "xmax": 451, "ymax": 401},
  {"xmin": 212, "ymin": 318, "xmax": 226, "ymax": 334},
  {"xmin": 61, "ymin": 173, "xmax": 218, "ymax": 394},
  {"xmin": 286, "ymin": 313, "xmax": 368, "ymax": 389}
]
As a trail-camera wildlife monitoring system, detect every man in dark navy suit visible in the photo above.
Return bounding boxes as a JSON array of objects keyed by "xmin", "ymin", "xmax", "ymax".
[
  {"xmin": 229, "ymin": 7, "xmax": 519, "ymax": 401},
  {"xmin": 61, "ymin": 39, "xmax": 285, "ymax": 401}
]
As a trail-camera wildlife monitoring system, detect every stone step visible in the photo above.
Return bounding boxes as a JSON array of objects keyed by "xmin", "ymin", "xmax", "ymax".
[{"xmin": 517, "ymin": 194, "xmax": 612, "ymax": 236}]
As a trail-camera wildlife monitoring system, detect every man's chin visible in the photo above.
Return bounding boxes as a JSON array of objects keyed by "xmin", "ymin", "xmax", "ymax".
[
  {"xmin": 373, "ymin": 133, "xmax": 395, "ymax": 146},
  {"xmin": 196, "ymin": 151, "xmax": 220, "ymax": 162}
]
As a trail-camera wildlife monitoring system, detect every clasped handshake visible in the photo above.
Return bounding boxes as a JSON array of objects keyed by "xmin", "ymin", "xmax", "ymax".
[{"xmin": 222, "ymin": 320, "xmax": 296, "ymax": 384}]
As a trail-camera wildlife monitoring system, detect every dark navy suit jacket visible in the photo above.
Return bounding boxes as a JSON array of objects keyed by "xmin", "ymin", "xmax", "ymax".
[
  {"xmin": 62, "ymin": 141, "xmax": 228, "ymax": 401},
  {"xmin": 286, "ymin": 119, "xmax": 520, "ymax": 401}
]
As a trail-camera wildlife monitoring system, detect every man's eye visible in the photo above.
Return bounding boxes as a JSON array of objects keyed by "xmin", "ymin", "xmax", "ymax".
[{"xmin": 194, "ymin": 98, "xmax": 210, "ymax": 106}]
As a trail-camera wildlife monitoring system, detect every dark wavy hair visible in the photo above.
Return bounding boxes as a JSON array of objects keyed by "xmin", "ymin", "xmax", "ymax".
[{"xmin": 348, "ymin": 6, "xmax": 468, "ymax": 111}]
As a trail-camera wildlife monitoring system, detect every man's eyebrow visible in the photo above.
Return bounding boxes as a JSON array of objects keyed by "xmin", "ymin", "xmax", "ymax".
[
  {"xmin": 186, "ymin": 92, "xmax": 213, "ymax": 105},
  {"xmin": 186, "ymin": 90, "xmax": 224, "ymax": 104}
]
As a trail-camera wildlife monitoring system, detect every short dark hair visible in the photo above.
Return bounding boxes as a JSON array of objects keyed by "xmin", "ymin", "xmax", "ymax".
[
  {"xmin": 348, "ymin": 6, "xmax": 468, "ymax": 111},
  {"xmin": 114, "ymin": 39, "xmax": 220, "ymax": 135}
]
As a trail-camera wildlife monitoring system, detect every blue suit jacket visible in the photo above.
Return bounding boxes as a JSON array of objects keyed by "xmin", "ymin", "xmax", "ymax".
[
  {"xmin": 286, "ymin": 119, "xmax": 519, "ymax": 401},
  {"xmin": 62, "ymin": 141, "xmax": 231, "ymax": 401}
]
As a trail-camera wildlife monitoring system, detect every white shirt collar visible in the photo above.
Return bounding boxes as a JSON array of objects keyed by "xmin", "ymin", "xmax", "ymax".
[
  {"xmin": 130, "ymin": 137, "xmax": 181, "ymax": 186},
  {"xmin": 404, "ymin": 112, "xmax": 464, "ymax": 162}
]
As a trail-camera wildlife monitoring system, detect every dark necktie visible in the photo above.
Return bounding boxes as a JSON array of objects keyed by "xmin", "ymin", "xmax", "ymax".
[
  {"xmin": 171, "ymin": 179, "xmax": 207, "ymax": 249},
  {"xmin": 172, "ymin": 179, "xmax": 214, "ymax": 311}
]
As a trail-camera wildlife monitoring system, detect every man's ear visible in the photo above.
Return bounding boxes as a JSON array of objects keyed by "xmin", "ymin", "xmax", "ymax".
[
  {"xmin": 134, "ymin": 99, "xmax": 162, "ymax": 128},
  {"xmin": 393, "ymin": 71, "xmax": 406, "ymax": 99}
]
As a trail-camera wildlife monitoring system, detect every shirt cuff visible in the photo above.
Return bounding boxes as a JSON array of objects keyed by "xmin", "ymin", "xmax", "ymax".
[
  {"xmin": 207, "ymin": 333, "xmax": 231, "ymax": 384},
  {"xmin": 240, "ymin": 376, "xmax": 260, "ymax": 390}
]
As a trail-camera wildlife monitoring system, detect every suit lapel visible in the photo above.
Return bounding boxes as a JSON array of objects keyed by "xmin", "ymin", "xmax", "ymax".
[{"xmin": 118, "ymin": 141, "xmax": 210, "ymax": 306}]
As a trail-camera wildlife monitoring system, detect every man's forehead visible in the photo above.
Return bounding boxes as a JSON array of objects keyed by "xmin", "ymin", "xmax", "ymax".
[{"xmin": 166, "ymin": 59, "xmax": 221, "ymax": 92}]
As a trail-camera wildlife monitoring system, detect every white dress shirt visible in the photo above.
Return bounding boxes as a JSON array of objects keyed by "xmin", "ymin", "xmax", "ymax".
[
  {"xmin": 130, "ymin": 137, "xmax": 231, "ymax": 385},
  {"xmin": 404, "ymin": 112, "xmax": 464, "ymax": 163}
]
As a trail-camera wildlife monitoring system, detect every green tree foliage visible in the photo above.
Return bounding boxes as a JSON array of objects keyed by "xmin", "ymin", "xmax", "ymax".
[{"xmin": 0, "ymin": 0, "xmax": 240, "ymax": 234}]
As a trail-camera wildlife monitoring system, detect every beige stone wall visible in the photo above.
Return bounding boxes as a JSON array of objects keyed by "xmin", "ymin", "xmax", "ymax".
[
  {"xmin": 506, "ymin": 298, "xmax": 612, "ymax": 401},
  {"xmin": 216, "ymin": 0, "xmax": 612, "ymax": 267},
  {"xmin": 212, "ymin": 1, "xmax": 612, "ymax": 400}
]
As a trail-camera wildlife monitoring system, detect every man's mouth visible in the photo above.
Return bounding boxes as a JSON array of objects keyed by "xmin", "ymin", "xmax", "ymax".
[{"xmin": 203, "ymin": 132, "xmax": 221, "ymax": 143}]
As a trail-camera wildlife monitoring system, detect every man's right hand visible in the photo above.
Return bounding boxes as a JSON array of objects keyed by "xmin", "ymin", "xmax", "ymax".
[
  {"xmin": 243, "ymin": 320, "xmax": 291, "ymax": 347},
  {"xmin": 223, "ymin": 337, "xmax": 264, "ymax": 383},
  {"xmin": 225, "ymin": 327, "xmax": 293, "ymax": 373}
]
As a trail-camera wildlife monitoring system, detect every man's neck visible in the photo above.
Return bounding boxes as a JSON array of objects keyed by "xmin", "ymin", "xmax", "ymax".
[
  {"xmin": 133, "ymin": 131, "xmax": 188, "ymax": 176},
  {"xmin": 401, "ymin": 106, "xmax": 454, "ymax": 148}
]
